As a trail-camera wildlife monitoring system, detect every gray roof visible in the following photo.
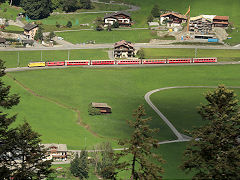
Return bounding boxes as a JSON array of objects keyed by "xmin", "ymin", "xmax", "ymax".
[
  {"xmin": 104, "ymin": 11, "xmax": 131, "ymax": 19},
  {"xmin": 91, "ymin": 102, "xmax": 111, "ymax": 108},
  {"xmin": 42, "ymin": 144, "xmax": 67, "ymax": 151},
  {"xmin": 24, "ymin": 23, "xmax": 38, "ymax": 31}
]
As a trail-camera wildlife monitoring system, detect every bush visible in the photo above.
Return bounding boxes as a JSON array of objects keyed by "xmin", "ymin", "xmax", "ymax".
[
  {"xmin": 66, "ymin": 21, "xmax": 72, "ymax": 28},
  {"xmin": 56, "ymin": 21, "xmax": 60, "ymax": 28},
  {"xmin": 95, "ymin": 24, "xmax": 104, "ymax": 31},
  {"xmin": 112, "ymin": 21, "xmax": 119, "ymax": 28}
]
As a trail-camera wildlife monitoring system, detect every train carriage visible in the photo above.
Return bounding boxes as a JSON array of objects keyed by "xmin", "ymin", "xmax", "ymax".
[
  {"xmin": 116, "ymin": 59, "xmax": 141, "ymax": 65},
  {"xmin": 193, "ymin": 58, "xmax": 217, "ymax": 63},
  {"xmin": 65, "ymin": 60, "xmax": 90, "ymax": 66},
  {"xmin": 142, "ymin": 59, "xmax": 167, "ymax": 64},
  {"xmin": 91, "ymin": 60, "xmax": 115, "ymax": 65},
  {"xmin": 167, "ymin": 58, "xmax": 192, "ymax": 63},
  {"xmin": 46, "ymin": 61, "xmax": 65, "ymax": 66}
]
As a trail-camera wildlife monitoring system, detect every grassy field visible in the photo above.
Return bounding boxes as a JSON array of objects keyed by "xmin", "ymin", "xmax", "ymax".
[
  {"xmin": 0, "ymin": 49, "xmax": 109, "ymax": 68},
  {"xmin": 55, "ymin": 29, "xmax": 159, "ymax": 44},
  {"xmin": 143, "ymin": 48, "xmax": 240, "ymax": 61},
  {"xmin": 5, "ymin": 64, "xmax": 240, "ymax": 179},
  {"xmin": 5, "ymin": 64, "xmax": 240, "ymax": 149},
  {"xmin": 0, "ymin": 3, "xmax": 22, "ymax": 20},
  {"xmin": 2, "ymin": 25, "xmax": 23, "ymax": 34}
]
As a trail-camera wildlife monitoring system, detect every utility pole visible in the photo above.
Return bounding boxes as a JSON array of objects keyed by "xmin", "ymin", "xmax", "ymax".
[
  {"xmin": 41, "ymin": 50, "xmax": 42, "ymax": 61},
  {"xmin": 195, "ymin": 48, "xmax": 197, "ymax": 58},
  {"xmin": 17, "ymin": 52, "xmax": 19, "ymax": 67},
  {"xmin": 68, "ymin": 50, "xmax": 70, "ymax": 60}
]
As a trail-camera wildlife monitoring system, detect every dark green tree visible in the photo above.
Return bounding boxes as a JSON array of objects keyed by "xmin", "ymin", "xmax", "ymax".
[
  {"xmin": 137, "ymin": 48, "xmax": 145, "ymax": 59},
  {"xmin": 70, "ymin": 151, "xmax": 89, "ymax": 179},
  {"xmin": 66, "ymin": 21, "xmax": 72, "ymax": 28},
  {"xmin": 109, "ymin": 105, "xmax": 164, "ymax": 179},
  {"xmin": 0, "ymin": 59, "xmax": 20, "ymax": 179},
  {"xmin": 147, "ymin": 14, "xmax": 154, "ymax": 22},
  {"xmin": 10, "ymin": 122, "xmax": 53, "ymax": 179},
  {"xmin": 34, "ymin": 26, "xmax": 43, "ymax": 41},
  {"xmin": 151, "ymin": 5, "xmax": 160, "ymax": 18},
  {"xmin": 80, "ymin": 0, "xmax": 93, "ymax": 9},
  {"xmin": 49, "ymin": 31, "xmax": 55, "ymax": 40},
  {"xmin": 112, "ymin": 21, "xmax": 119, "ymax": 28},
  {"xmin": 21, "ymin": 0, "xmax": 52, "ymax": 19},
  {"xmin": 181, "ymin": 85, "xmax": 240, "ymax": 179},
  {"xmin": 62, "ymin": 0, "xmax": 80, "ymax": 12}
]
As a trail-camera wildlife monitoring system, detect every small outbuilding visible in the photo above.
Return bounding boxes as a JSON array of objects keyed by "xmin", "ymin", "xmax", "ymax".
[{"xmin": 91, "ymin": 102, "xmax": 112, "ymax": 113}]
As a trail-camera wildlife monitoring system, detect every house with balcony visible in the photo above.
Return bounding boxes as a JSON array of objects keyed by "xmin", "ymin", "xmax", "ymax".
[
  {"xmin": 114, "ymin": 40, "xmax": 135, "ymax": 58},
  {"xmin": 42, "ymin": 144, "xmax": 68, "ymax": 161},
  {"xmin": 104, "ymin": 11, "xmax": 132, "ymax": 27},
  {"xmin": 160, "ymin": 12, "xmax": 187, "ymax": 27}
]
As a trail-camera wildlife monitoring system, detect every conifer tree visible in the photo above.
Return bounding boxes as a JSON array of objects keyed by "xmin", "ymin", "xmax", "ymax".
[
  {"xmin": 181, "ymin": 85, "xmax": 240, "ymax": 179},
  {"xmin": 109, "ymin": 105, "xmax": 164, "ymax": 180},
  {"xmin": 10, "ymin": 122, "xmax": 53, "ymax": 179},
  {"xmin": 151, "ymin": 5, "xmax": 160, "ymax": 18},
  {"xmin": 0, "ymin": 59, "xmax": 20, "ymax": 179}
]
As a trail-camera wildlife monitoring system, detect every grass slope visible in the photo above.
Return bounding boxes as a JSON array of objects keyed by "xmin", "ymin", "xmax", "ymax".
[
  {"xmin": 55, "ymin": 29, "xmax": 158, "ymax": 44},
  {"xmin": 143, "ymin": 48, "xmax": 240, "ymax": 61},
  {"xmin": 0, "ymin": 49, "xmax": 109, "ymax": 68},
  {"xmin": 6, "ymin": 64, "xmax": 240, "ymax": 150}
]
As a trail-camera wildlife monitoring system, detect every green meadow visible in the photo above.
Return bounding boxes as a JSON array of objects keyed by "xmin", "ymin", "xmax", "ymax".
[
  {"xmin": 0, "ymin": 49, "xmax": 109, "ymax": 68},
  {"xmin": 4, "ymin": 64, "xmax": 240, "ymax": 179},
  {"xmin": 55, "ymin": 29, "xmax": 159, "ymax": 44},
  {"xmin": 143, "ymin": 48, "xmax": 240, "ymax": 61},
  {"xmin": 6, "ymin": 64, "xmax": 240, "ymax": 149}
]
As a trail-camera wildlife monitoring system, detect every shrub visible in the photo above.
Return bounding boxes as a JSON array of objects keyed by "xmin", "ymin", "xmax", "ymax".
[
  {"xmin": 66, "ymin": 21, "xmax": 72, "ymax": 28},
  {"xmin": 56, "ymin": 21, "xmax": 60, "ymax": 28},
  {"xmin": 112, "ymin": 21, "xmax": 119, "ymax": 28}
]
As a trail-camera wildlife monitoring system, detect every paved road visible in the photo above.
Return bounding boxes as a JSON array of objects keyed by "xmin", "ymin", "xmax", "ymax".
[
  {"xmin": 144, "ymin": 86, "xmax": 240, "ymax": 140},
  {"xmin": 1, "ymin": 43, "xmax": 240, "ymax": 52}
]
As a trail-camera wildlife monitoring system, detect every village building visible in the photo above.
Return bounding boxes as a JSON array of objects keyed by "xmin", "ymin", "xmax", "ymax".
[
  {"xmin": 23, "ymin": 23, "xmax": 38, "ymax": 40},
  {"xmin": 114, "ymin": 40, "xmax": 135, "ymax": 58},
  {"xmin": 213, "ymin": 16, "xmax": 229, "ymax": 27},
  {"xmin": 189, "ymin": 15, "xmax": 213, "ymax": 34},
  {"xmin": 160, "ymin": 12, "xmax": 187, "ymax": 27},
  {"xmin": 42, "ymin": 144, "xmax": 68, "ymax": 161},
  {"xmin": 91, "ymin": 102, "xmax": 112, "ymax": 113},
  {"xmin": 104, "ymin": 11, "xmax": 132, "ymax": 27}
]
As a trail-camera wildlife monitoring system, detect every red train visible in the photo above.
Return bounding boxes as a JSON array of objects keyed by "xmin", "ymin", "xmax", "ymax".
[{"xmin": 29, "ymin": 58, "xmax": 217, "ymax": 68}]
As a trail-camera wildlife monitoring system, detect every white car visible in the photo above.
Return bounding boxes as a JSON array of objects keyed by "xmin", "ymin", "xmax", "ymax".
[{"xmin": 57, "ymin": 37, "xmax": 64, "ymax": 40}]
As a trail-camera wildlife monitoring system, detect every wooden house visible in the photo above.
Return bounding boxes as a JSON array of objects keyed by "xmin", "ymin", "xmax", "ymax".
[
  {"xmin": 114, "ymin": 40, "xmax": 135, "ymax": 58},
  {"xmin": 91, "ymin": 102, "xmax": 112, "ymax": 113},
  {"xmin": 160, "ymin": 12, "xmax": 187, "ymax": 27},
  {"xmin": 23, "ymin": 23, "xmax": 38, "ymax": 40},
  {"xmin": 104, "ymin": 11, "xmax": 132, "ymax": 27}
]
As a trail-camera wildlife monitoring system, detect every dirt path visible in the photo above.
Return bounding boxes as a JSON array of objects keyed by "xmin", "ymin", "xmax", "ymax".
[{"xmin": 7, "ymin": 74, "xmax": 102, "ymax": 138}]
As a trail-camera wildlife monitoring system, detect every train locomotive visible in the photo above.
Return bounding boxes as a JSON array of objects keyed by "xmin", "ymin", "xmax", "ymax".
[{"xmin": 27, "ymin": 57, "xmax": 217, "ymax": 67}]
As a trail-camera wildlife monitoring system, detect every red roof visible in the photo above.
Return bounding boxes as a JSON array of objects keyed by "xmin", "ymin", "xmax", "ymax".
[
  {"xmin": 160, "ymin": 12, "xmax": 187, "ymax": 19},
  {"xmin": 213, "ymin": 16, "xmax": 229, "ymax": 21}
]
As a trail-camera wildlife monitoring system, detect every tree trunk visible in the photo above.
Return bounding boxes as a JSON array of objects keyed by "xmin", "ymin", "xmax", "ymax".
[
  {"xmin": 10, "ymin": 0, "xmax": 13, "ymax": 6},
  {"xmin": 131, "ymin": 152, "xmax": 137, "ymax": 179}
]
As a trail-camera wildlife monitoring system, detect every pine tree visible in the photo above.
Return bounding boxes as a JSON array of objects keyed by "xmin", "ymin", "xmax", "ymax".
[
  {"xmin": 0, "ymin": 59, "xmax": 20, "ymax": 179},
  {"xmin": 10, "ymin": 122, "xmax": 53, "ymax": 179},
  {"xmin": 151, "ymin": 5, "xmax": 160, "ymax": 18},
  {"xmin": 181, "ymin": 85, "xmax": 240, "ymax": 179},
  {"xmin": 34, "ymin": 26, "xmax": 43, "ymax": 41},
  {"xmin": 109, "ymin": 105, "xmax": 164, "ymax": 180},
  {"xmin": 21, "ymin": 0, "xmax": 52, "ymax": 19},
  {"xmin": 70, "ymin": 150, "xmax": 89, "ymax": 179}
]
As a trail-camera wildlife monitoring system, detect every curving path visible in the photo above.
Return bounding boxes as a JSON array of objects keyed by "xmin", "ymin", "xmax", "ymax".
[{"xmin": 145, "ymin": 86, "xmax": 240, "ymax": 142}]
